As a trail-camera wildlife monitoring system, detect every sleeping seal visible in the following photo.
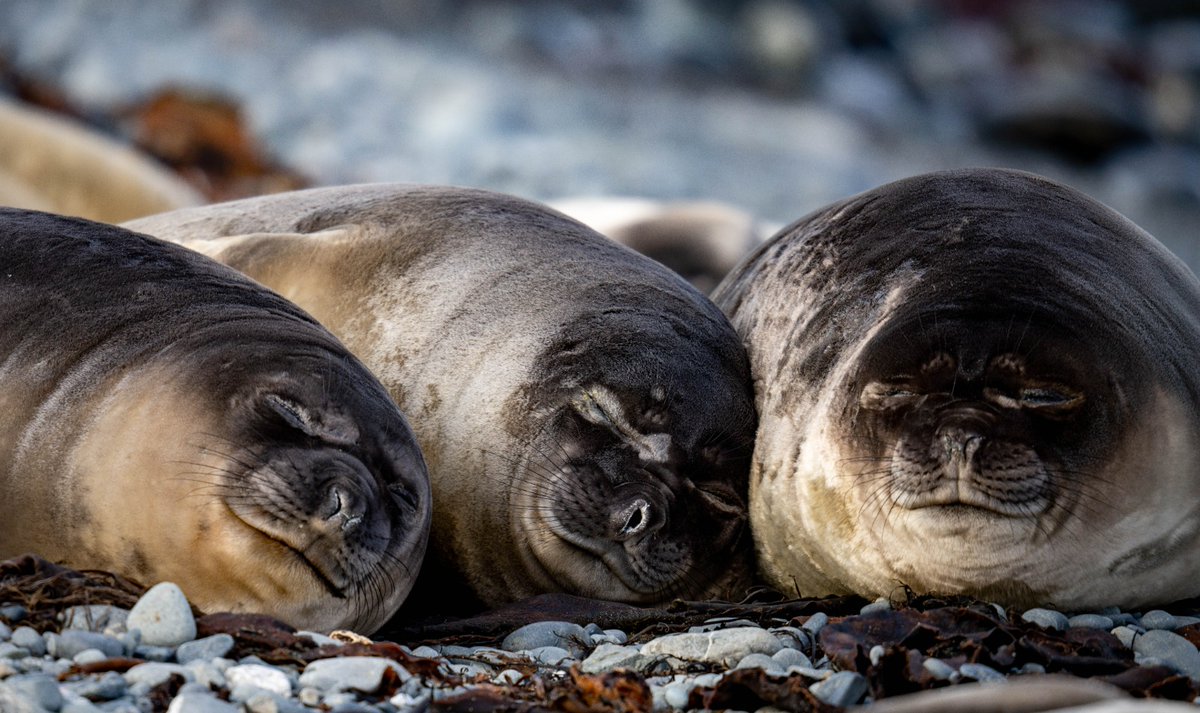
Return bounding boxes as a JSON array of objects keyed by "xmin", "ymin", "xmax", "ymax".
[
  {"xmin": 713, "ymin": 168, "xmax": 1200, "ymax": 609},
  {"xmin": 126, "ymin": 184, "xmax": 757, "ymax": 612},
  {"xmin": 0, "ymin": 208, "xmax": 430, "ymax": 633}
]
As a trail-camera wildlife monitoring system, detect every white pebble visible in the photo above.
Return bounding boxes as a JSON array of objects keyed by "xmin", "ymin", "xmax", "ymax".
[{"xmin": 126, "ymin": 582, "xmax": 196, "ymax": 647}]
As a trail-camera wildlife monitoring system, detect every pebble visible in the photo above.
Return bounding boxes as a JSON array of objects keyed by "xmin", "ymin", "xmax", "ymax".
[
  {"xmin": 1132, "ymin": 629, "xmax": 1200, "ymax": 681},
  {"xmin": 661, "ymin": 679, "xmax": 693, "ymax": 708},
  {"xmin": 69, "ymin": 671, "xmax": 127, "ymax": 701},
  {"xmin": 580, "ymin": 643, "xmax": 646, "ymax": 673},
  {"xmin": 176, "ymin": 634, "xmax": 235, "ymax": 664},
  {"xmin": 3, "ymin": 673, "xmax": 64, "ymax": 711},
  {"xmin": 61, "ymin": 606, "xmax": 129, "ymax": 633},
  {"xmin": 1112, "ymin": 625, "xmax": 1140, "ymax": 648},
  {"xmin": 736, "ymin": 653, "xmax": 785, "ymax": 675},
  {"xmin": 772, "ymin": 648, "xmax": 812, "ymax": 670},
  {"xmin": 1, "ymin": 605, "xmax": 28, "ymax": 622},
  {"xmin": 10, "ymin": 627, "xmax": 45, "ymax": 657},
  {"xmin": 922, "ymin": 657, "xmax": 956, "ymax": 680},
  {"xmin": 860, "ymin": 597, "xmax": 892, "ymax": 615},
  {"xmin": 802, "ymin": 613, "xmax": 829, "ymax": 635},
  {"xmin": 958, "ymin": 662, "xmax": 1005, "ymax": 682},
  {"xmin": 295, "ymin": 631, "xmax": 339, "ymax": 647},
  {"xmin": 243, "ymin": 690, "xmax": 307, "ymax": 713},
  {"xmin": 126, "ymin": 582, "xmax": 196, "ymax": 647},
  {"xmin": 72, "ymin": 648, "xmax": 109, "ymax": 666},
  {"xmin": 770, "ymin": 626, "xmax": 811, "ymax": 652},
  {"xmin": 298, "ymin": 656, "xmax": 410, "ymax": 693},
  {"xmin": 1021, "ymin": 608, "xmax": 1069, "ymax": 631},
  {"xmin": 124, "ymin": 662, "xmax": 193, "ymax": 688},
  {"xmin": 0, "ymin": 622, "xmax": 11, "ymax": 641},
  {"xmin": 493, "ymin": 669, "xmax": 523, "ymax": 685},
  {"xmin": 641, "ymin": 627, "xmax": 782, "ymax": 667},
  {"xmin": 1139, "ymin": 610, "xmax": 1200, "ymax": 630},
  {"xmin": 225, "ymin": 663, "xmax": 293, "ymax": 699},
  {"xmin": 1067, "ymin": 614, "xmax": 1114, "ymax": 630},
  {"xmin": 409, "ymin": 645, "xmax": 440, "ymax": 659},
  {"xmin": 165, "ymin": 691, "xmax": 239, "ymax": 713},
  {"xmin": 500, "ymin": 621, "xmax": 590, "ymax": 658},
  {"xmin": 134, "ymin": 645, "xmax": 177, "ymax": 662},
  {"xmin": 809, "ymin": 670, "xmax": 868, "ymax": 707},
  {"xmin": 50, "ymin": 631, "xmax": 124, "ymax": 659},
  {"xmin": 688, "ymin": 618, "xmax": 759, "ymax": 633},
  {"xmin": 528, "ymin": 646, "xmax": 572, "ymax": 666}
]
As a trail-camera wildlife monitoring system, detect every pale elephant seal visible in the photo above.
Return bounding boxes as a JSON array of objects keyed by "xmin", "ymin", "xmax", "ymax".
[
  {"xmin": 0, "ymin": 208, "xmax": 430, "ymax": 633},
  {"xmin": 126, "ymin": 184, "xmax": 757, "ymax": 611},
  {"xmin": 550, "ymin": 197, "xmax": 774, "ymax": 293},
  {"xmin": 0, "ymin": 98, "xmax": 202, "ymax": 222},
  {"xmin": 713, "ymin": 168, "xmax": 1200, "ymax": 610}
]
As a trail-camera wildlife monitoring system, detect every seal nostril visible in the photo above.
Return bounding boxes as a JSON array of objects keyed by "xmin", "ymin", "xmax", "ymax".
[
  {"xmin": 322, "ymin": 484, "xmax": 365, "ymax": 532},
  {"xmin": 613, "ymin": 498, "xmax": 653, "ymax": 540}
]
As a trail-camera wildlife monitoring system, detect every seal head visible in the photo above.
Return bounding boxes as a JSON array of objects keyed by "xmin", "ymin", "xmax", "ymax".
[
  {"xmin": 714, "ymin": 168, "xmax": 1200, "ymax": 609},
  {"xmin": 0, "ymin": 209, "xmax": 431, "ymax": 633}
]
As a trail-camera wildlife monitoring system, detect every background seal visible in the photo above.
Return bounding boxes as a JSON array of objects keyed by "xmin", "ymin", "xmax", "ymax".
[
  {"xmin": 713, "ymin": 167, "xmax": 1200, "ymax": 610},
  {"xmin": 127, "ymin": 184, "xmax": 758, "ymax": 614},
  {"xmin": 0, "ymin": 208, "xmax": 431, "ymax": 634}
]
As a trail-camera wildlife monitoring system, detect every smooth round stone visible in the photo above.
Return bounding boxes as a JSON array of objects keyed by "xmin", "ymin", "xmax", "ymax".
[
  {"xmin": 61, "ymin": 692, "xmax": 104, "ymax": 713},
  {"xmin": 1132, "ymin": 629, "xmax": 1200, "ymax": 681},
  {"xmin": 1021, "ymin": 608, "xmax": 1068, "ymax": 631},
  {"xmin": 1067, "ymin": 614, "xmax": 1114, "ymax": 630},
  {"xmin": 736, "ymin": 653, "xmax": 784, "ymax": 675},
  {"xmin": 590, "ymin": 633, "xmax": 623, "ymax": 646},
  {"xmin": 61, "ymin": 606, "xmax": 129, "ymax": 634},
  {"xmin": 176, "ymin": 634, "xmax": 235, "ymax": 665},
  {"xmin": 298, "ymin": 687, "xmax": 322, "ymax": 706},
  {"xmin": 1140, "ymin": 610, "xmax": 1183, "ymax": 630},
  {"xmin": 922, "ymin": 658, "xmax": 956, "ymax": 680},
  {"xmin": 166, "ymin": 691, "xmax": 239, "ymax": 713},
  {"xmin": 299, "ymin": 656, "xmax": 410, "ymax": 694},
  {"xmin": 688, "ymin": 618, "xmax": 759, "ymax": 633},
  {"xmin": 409, "ymin": 646, "xmax": 440, "ymax": 659},
  {"xmin": 641, "ymin": 627, "xmax": 782, "ymax": 667},
  {"xmin": 868, "ymin": 645, "xmax": 885, "ymax": 666},
  {"xmin": 72, "ymin": 649, "xmax": 108, "ymax": 666},
  {"xmin": 243, "ymin": 690, "xmax": 307, "ymax": 713},
  {"xmin": 295, "ymin": 631, "xmax": 340, "ymax": 647},
  {"xmin": 133, "ymin": 645, "xmax": 176, "ymax": 662},
  {"xmin": 772, "ymin": 648, "xmax": 812, "ymax": 670},
  {"xmin": 602, "ymin": 630, "xmax": 628, "ymax": 645},
  {"xmin": 225, "ymin": 663, "xmax": 293, "ymax": 699},
  {"xmin": 809, "ymin": 671, "xmax": 868, "ymax": 707},
  {"xmin": 127, "ymin": 582, "xmax": 196, "ymax": 648},
  {"xmin": 584, "ymin": 623, "xmax": 604, "ymax": 636},
  {"xmin": 1112, "ymin": 626, "xmax": 1139, "ymax": 649},
  {"xmin": 0, "ymin": 622, "xmax": 11, "ymax": 641},
  {"xmin": 10, "ymin": 628, "xmax": 45, "ymax": 657},
  {"xmin": 959, "ymin": 662, "xmax": 1004, "ymax": 682},
  {"xmin": 50, "ymin": 631, "xmax": 124, "ymax": 659},
  {"xmin": 68, "ymin": 671, "xmax": 126, "ymax": 701},
  {"xmin": 801, "ymin": 613, "xmax": 829, "ymax": 635},
  {"xmin": 692, "ymin": 672, "xmax": 723, "ymax": 688},
  {"xmin": 493, "ymin": 669, "xmax": 522, "ymax": 685},
  {"xmin": 500, "ymin": 621, "xmax": 590, "ymax": 658},
  {"xmin": 184, "ymin": 660, "xmax": 227, "ymax": 690},
  {"xmin": 770, "ymin": 626, "xmax": 812, "ymax": 652},
  {"xmin": 528, "ymin": 646, "xmax": 572, "ymax": 666},
  {"xmin": 860, "ymin": 598, "xmax": 892, "ymax": 615},
  {"xmin": 1, "ymin": 605, "xmax": 28, "ymax": 622},
  {"xmin": 662, "ymin": 680, "xmax": 693, "ymax": 709},
  {"xmin": 124, "ymin": 662, "xmax": 193, "ymax": 688},
  {"xmin": 3, "ymin": 673, "xmax": 64, "ymax": 711},
  {"xmin": 580, "ymin": 644, "xmax": 645, "ymax": 674}
]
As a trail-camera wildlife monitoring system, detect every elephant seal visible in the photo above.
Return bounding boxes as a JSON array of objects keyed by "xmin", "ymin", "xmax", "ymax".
[
  {"xmin": 0, "ymin": 98, "xmax": 202, "ymax": 222},
  {"xmin": 713, "ymin": 168, "xmax": 1200, "ymax": 610},
  {"xmin": 0, "ymin": 208, "xmax": 430, "ymax": 633},
  {"xmin": 126, "ymin": 184, "xmax": 757, "ymax": 612},
  {"xmin": 550, "ymin": 197, "xmax": 773, "ymax": 293}
]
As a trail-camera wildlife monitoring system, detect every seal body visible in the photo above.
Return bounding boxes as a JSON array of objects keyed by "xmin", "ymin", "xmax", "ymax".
[
  {"xmin": 127, "ymin": 184, "xmax": 757, "ymax": 611},
  {"xmin": 0, "ymin": 99, "xmax": 202, "ymax": 222},
  {"xmin": 713, "ymin": 168, "xmax": 1200, "ymax": 609},
  {"xmin": 0, "ymin": 208, "xmax": 430, "ymax": 633}
]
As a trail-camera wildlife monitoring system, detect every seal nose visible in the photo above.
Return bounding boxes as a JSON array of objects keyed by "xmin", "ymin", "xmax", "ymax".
[
  {"xmin": 610, "ymin": 494, "xmax": 665, "ymax": 541},
  {"xmin": 940, "ymin": 425, "xmax": 984, "ymax": 463},
  {"xmin": 319, "ymin": 483, "xmax": 366, "ymax": 533}
]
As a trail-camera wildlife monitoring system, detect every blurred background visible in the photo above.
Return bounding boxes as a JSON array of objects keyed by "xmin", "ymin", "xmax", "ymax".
[{"xmin": 1, "ymin": 0, "xmax": 1199, "ymax": 265}]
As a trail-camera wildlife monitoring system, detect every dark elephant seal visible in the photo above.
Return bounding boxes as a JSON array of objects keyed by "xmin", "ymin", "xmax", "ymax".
[
  {"xmin": 126, "ymin": 184, "xmax": 757, "ymax": 611},
  {"xmin": 713, "ymin": 168, "xmax": 1200, "ymax": 609},
  {"xmin": 0, "ymin": 208, "xmax": 430, "ymax": 633}
]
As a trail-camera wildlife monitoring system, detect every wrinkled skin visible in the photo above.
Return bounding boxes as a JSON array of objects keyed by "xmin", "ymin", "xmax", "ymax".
[{"xmin": 714, "ymin": 168, "xmax": 1200, "ymax": 609}]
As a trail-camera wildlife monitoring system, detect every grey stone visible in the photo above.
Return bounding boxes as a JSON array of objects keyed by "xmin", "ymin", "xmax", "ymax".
[
  {"xmin": 71, "ymin": 650, "xmax": 108, "ymax": 666},
  {"xmin": 735, "ymin": 653, "xmax": 784, "ymax": 675},
  {"xmin": 1016, "ymin": 662, "xmax": 1047, "ymax": 674},
  {"xmin": 439, "ymin": 645, "xmax": 475, "ymax": 658},
  {"xmin": 1, "ymin": 605, "xmax": 28, "ymax": 623},
  {"xmin": 958, "ymin": 662, "xmax": 1004, "ymax": 682},
  {"xmin": 299, "ymin": 656, "xmax": 410, "ymax": 693},
  {"xmin": 1068, "ymin": 614, "xmax": 1114, "ymax": 630},
  {"xmin": 176, "ymin": 634, "xmax": 234, "ymax": 664},
  {"xmin": 61, "ymin": 692, "xmax": 103, "ymax": 713},
  {"xmin": 859, "ymin": 598, "xmax": 892, "ymax": 615},
  {"xmin": 1112, "ymin": 626, "xmax": 1139, "ymax": 648},
  {"xmin": 580, "ymin": 644, "xmax": 646, "ymax": 674},
  {"xmin": 1021, "ymin": 608, "xmax": 1068, "ymax": 631},
  {"xmin": 0, "ymin": 622, "xmax": 10, "ymax": 641},
  {"xmin": 242, "ymin": 691, "xmax": 307, "ymax": 713},
  {"xmin": 493, "ymin": 669, "xmax": 522, "ymax": 684},
  {"xmin": 583, "ymin": 623, "xmax": 604, "ymax": 636},
  {"xmin": 410, "ymin": 645, "xmax": 440, "ymax": 658},
  {"xmin": 132, "ymin": 646, "xmax": 175, "ymax": 662},
  {"xmin": 809, "ymin": 670, "xmax": 867, "ymax": 707},
  {"xmin": 61, "ymin": 607, "xmax": 128, "ymax": 634},
  {"xmin": 0, "ymin": 642, "xmax": 29, "ymax": 660},
  {"xmin": 922, "ymin": 658, "xmax": 956, "ymax": 680},
  {"xmin": 448, "ymin": 662, "xmax": 493, "ymax": 678},
  {"xmin": 126, "ymin": 582, "xmax": 196, "ymax": 647},
  {"xmin": 772, "ymin": 647, "xmax": 811, "ymax": 669},
  {"xmin": 295, "ymin": 631, "xmax": 339, "ymax": 647},
  {"xmin": 640, "ymin": 627, "xmax": 782, "ymax": 666},
  {"xmin": 602, "ymin": 629, "xmax": 628, "ymax": 645},
  {"xmin": 528, "ymin": 646, "xmax": 572, "ymax": 666},
  {"xmin": 68, "ymin": 671, "xmax": 126, "ymax": 701},
  {"xmin": 692, "ymin": 672, "xmax": 723, "ymax": 688},
  {"xmin": 165, "ymin": 691, "xmax": 239, "ymax": 713},
  {"xmin": 1132, "ymin": 629, "xmax": 1200, "ymax": 681},
  {"xmin": 3, "ymin": 673, "xmax": 63, "ymax": 711},
  {"xmin": 50, "ymin": 632, "xmax": 123, "ymax": 660},
  {"xmin": 183, "ymin": 660, "xmax": 226, "ymax": 690},
  {"xmin": 224, "ymin": 663, "xmax": 293, "ymax": 699},
  {"xmin": 1140, "ymin": 610, "xmax": 1183, "ymax": 630},
  {"xmin": 688, "ymin": 618, "xmax": 759, "ymax": 633},
  {"xmin": 801, "ymin": 612, "xmax": 828, "ymax": 635},
  {"xmin": 500, "ymin": 621, "xmax": 590, "ymax": 658},
  {"xmin": 661, "ymin": 680, "xmax": 693, "ymax": 709},
  {"xmin": 11, "ymin": 628, "xmax": 46, "ymax": 657},
  {"xmin": 123, "ymin": 662, "xmax": 193, "ymax": 688},
  {"xmin": 589, "ymin": 633, "xmax": 624, "ymax": 646}
]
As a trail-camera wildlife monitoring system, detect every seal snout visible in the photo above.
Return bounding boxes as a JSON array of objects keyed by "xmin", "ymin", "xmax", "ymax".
[
  {"xmin": 609, "ymin": 492, "xmax": 666, "ymax": 541},
  {"xmin": 939, "ymin": 424, "xmax": 985, "ymax": 465},
  {"xmin": 317, "ymin": 482, "xmax": 367, "ymax": 533}
]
